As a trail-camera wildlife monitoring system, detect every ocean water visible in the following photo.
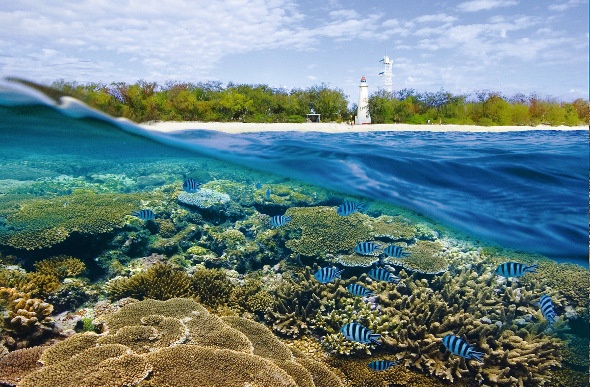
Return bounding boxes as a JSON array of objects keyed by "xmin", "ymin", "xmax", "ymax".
[{"xmin": 0, "ymin": 79, "xmax": 587, "ymax": 265}]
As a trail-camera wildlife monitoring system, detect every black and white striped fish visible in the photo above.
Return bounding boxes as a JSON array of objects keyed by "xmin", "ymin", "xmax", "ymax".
[
  {"xmin": 383, "ymin": 244, "xmax": 409, "ymax": 258},
  {"xmin": 270, "ymin": 215, "xmax": 291, "ymax": 227},
  {"xmin": 442, "ymin": 335, "xmax": 484, "ymax": 363},
  {"xmin": 132, "ymin": 209, "xmax": 156, "ymax": 221},
  {"xmin": 367, "ymin": 360, "xmax": 398, "ymax": 371},
  {"xmin": 314, "ymin": 267, "xmax": 344, "ymax": 283},
  {"xmin": 337, "ymin": 201, "xmax": 364, "ymax": 216},
  {"xmin": 367, "ymin": 267, "xmax": 400, "ymax": 283},
  {"xmin": 346, "ymin": 283, "xmax": 375, "ymax": 297},
  {"xmin": 354, "ymin": 241, "xmax": 381, "ymax": 255},
  {"xmin": 182, "ymin": 178, "xmax": 202, "ymax": 193},
  {"xmin": 495, "ymin": 262, "xmax": 538, "ymax": 278},
  {"xmin": 539, "ymin": 294, "xmax": 557, "ymax": 324},
  {"xmin": 340, "ymin": 322, "xmax": 381, "ymax": 344}
]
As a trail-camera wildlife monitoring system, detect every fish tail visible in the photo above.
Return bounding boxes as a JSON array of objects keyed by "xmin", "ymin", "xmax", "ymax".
[
  {"xmin": 370, "ymin": 334, "xmax": 381, "ymax": 344},
  {"xmin": 469, "ymin": 351, "xmax": 484, "ymax": 363},
  {"xmin": 526, "ymin": 264, "xmax": 538, "ymax": 273}
]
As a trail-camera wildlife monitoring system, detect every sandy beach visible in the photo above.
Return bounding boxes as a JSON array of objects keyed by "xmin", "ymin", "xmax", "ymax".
[{"xmin": 140, "ymin": 121, "xmax": 588, "ymax": 134}]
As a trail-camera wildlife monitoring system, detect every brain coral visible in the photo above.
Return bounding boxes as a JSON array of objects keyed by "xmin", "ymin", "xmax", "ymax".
[
  {"xmin": 0, "ymin": 191, "xmax": 144, "ymax": 250},
  {"xmin": 283, "ymin": 207, "xmax": 371, "ymax": 257},
  {"xmin": 15, "ymin": 298, "xmax": 343, "ymax": 387}
]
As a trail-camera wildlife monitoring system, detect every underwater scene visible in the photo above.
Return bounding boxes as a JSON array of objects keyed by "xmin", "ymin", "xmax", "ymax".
[{"xmin": 0, "ymin": 79, "xmax": 588, "ymax": 386}]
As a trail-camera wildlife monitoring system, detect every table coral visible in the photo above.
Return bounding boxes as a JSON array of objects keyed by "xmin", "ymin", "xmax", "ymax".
[
  {"xmin": 0, "ymin": 191, "xmax": 145, "ymax": 250},
  {"xmin": 384, "ymin": 240, "xmax": 448, "ymax": 274},
  {"xmin": 283, "ymin": 207, "xmax": 371, "ymax": 257},
  {"xmin": 177, "ymin": 189, "xmax": 230, "ymax": 209},
  {"xmin": 0, "ymin": 346, "xmax": 45, "ymax": 386},
  {"xmin": 16, "ymin": 298, "xmax": 344, "ymax": 386}
]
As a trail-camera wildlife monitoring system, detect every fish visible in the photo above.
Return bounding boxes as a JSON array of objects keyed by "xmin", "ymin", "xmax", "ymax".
[
  {"xmin": 382, "ymin": 244, "xmax": 409, "ymax": 258},
  {"xmin": 347, "ymin": 283, "xmax": 375, "ymax": 297},
  {"xmin": 442, "ymin": 335, "xmax": 484, "ymax": 363},
  {"xmin": 367, "ymin": 267, "xmax": 400, "ymax": 283},
  {"xmin": 270, "ymin": 215, "xmax": 291, "ymax": 227},
  {"xmin": 539, "ymin": 294, "xmax": 557, "ymax": 324},
  {"xmin": 495, "ymin": 262, "xmax": 538, "ymax": 278},
  {"xmin": 255, "ymin": 182, "xmax": 262, "ymax": 189},
  {"xmin": 367, "ymin": 360, "xmax": 398, "ymax": 371},
  {"xmin": 340, "ymin": 322, "xmax": 381, "ymax": 344},
  {"xmin": 132, "ymin": 209, "xmax": 156, "ymax": 221},
  {"xmin": 354, "ymin": 241, "xmax": 381, "ymax": 256},
  {"xmin": 314, "ymin": 267, "xmax": 344, "ymax": 283},
  {"xmin": 337, "ymin": 201, "xmax": 364, "ymax": 216},
  {"xmin": 182, "ymin": 178, "xmax": 202, "ymax": 193},
  {"xmin": 265, "ymin": 188, "xmax": 271, "ymax": 199}
]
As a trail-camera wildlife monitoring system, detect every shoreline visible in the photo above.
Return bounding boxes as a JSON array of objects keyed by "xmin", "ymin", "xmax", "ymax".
[{"xmin": 140, "ymin": 121, "xmax": 588, "ymax": 134}]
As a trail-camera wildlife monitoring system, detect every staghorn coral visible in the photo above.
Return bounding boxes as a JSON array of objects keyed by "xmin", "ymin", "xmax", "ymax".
[
  {"xmin": 13, "ymin": 273, "xmax": 61, "ymax": 299},
  {"xmin": 283, "ymin": 207, "xmax": 371, "ymax": 257},
  {"xmin": 105, "ymin": 263, "xmax": 192, "ymax": 301},
  {"xmin": 330, "ymin": 252, "xmax": 380, "ymax": 267},
  {"xmin": 0, "ymin": 346, "xmax": 45, "ymax": 386},
  {"xmin": 0, "ymin": 191, "xmax": 145, "ymax": 250},
  {"xmin": 33, "ymin": 255, "xmax": 86, "ymax": 279},
  {"xmin": 190, "ymin": 267, "xmax": 235, "ymax": 310},
  {"xmin": 17, "ymin": 298, "xmax": 344, "ymax": 386},
  {"xmin": 384, "ymin": 240, "xmax": 448, "ymax": 274}
]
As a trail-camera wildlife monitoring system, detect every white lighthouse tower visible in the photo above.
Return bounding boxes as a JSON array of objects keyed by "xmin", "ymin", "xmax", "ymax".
[
  {"xmin": 355, "ymin": 76, "xmax": 371, "ymax": 125},
  {"xmin": 379, "ymin": 55, "xmax": 393, "ymax": 95}
]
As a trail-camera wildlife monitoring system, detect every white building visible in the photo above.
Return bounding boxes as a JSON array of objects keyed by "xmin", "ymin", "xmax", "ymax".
[{"xmin": 355, "ymin": 76, "xmax": 371, "ymax": 125}]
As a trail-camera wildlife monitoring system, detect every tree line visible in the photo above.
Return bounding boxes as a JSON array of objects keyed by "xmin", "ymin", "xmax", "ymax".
[{"xmin": 46, "ymin": 79, "xmax": 588, "ymax": 126}]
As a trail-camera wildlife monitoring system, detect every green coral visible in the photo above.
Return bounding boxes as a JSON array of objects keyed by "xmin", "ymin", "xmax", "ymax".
[
  {"xmin": 190, "ymin": 267, "xmax": 235, "ymax": 310},
  {"xmin": 0, "ymin": 191, "xmax": 145, "ymax": 250},
  {"xmin": 283, "ymin": 207, "xmax": 371, "ymax": 257}
]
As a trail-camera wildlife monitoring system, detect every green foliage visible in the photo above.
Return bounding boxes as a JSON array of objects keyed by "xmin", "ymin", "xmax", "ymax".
[{"xmin": 47, "ymin": 79, "xmax": 588, "ymax": 126}]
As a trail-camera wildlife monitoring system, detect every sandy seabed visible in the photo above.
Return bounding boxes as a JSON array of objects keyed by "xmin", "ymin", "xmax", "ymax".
[{"xmin": 140, "ymin": 121, "xmax": 588, "ymax": 134}]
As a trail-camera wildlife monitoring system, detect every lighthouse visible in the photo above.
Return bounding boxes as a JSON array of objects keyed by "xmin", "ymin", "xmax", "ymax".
[{"xmin": 355, "ymin": 76, "xmax": 371, "ymax": 125}]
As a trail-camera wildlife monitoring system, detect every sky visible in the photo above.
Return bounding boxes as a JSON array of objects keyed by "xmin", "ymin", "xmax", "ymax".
[{"xmin": 0, "ymin": 0, "xmax": 588, "ymax": 103}]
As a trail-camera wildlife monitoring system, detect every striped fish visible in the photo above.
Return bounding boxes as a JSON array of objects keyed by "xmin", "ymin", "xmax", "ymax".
[
  {"xmin": 340, "ymin": 322, "xmax": 381, "ymax": 344},
  {"xmin": 495, "ymin": 262, "xmax": 538, "ymax": 278},
  {"xmin": 539, "ymin": 294, "xmax": 556, "ymax": 324},
  {"xmin": 367, "ymin": 267, "xmax": 400, "ymax": 283},
  {"xmin": 354, "ymin": 241, "xmax": 381, "ymax": 256},
  {"xmin": 383, "ymin": 244, "xmax": 409, "ymax": 258},
  {"xmin": 367, "ymin": 360, "xmax": 398, "ymax": 371},
  {"xmin": 132, "ymin": 209, "xmax": 156, "ymax": 221},
  {"xmin": 346, "ymin": 283, "xmax": 375, "ymax": 297},
  {"xmin": 314, "ymin": 267, "xmax": 344, "ymax": 283},
  {"xmin": 337, "ymin": 201, "xmax": 364, "ymax": 216},
  {"xmin": 442, "ymin": 335, "xmax": 484, "ymax": 363},
  {"xmin": 182, "ymin": 178, "xmax": 202, "ymax": 193},
  {"xmin": 270, "ymin": 215, "xmax": 291, "ymax": 227}
]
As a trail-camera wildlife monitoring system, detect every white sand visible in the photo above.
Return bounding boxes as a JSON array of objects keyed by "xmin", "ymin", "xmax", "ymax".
[{"xmin": 140, "ymin": 121, "xmax": 588, "ymax": 134}]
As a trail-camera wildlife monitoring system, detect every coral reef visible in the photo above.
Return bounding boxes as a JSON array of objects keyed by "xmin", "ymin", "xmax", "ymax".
[
  {"xmin": 0, "ymin": 346, "xmax": 45, "ymax": 386},
  {"xmin": 177, "ymin": 189, "xmax": 230, "ymax": 209},
  {"xmin": 190, "ymin": 267, "xmax": 235, "ymax": 310},
  {"xmin": 105, "ymin": 263, "xmax": 192, "ymax": 301},
  {"xmin": 33, "ymin": 255, "xmax": 86, "ymax": 279},
  {"xmin": 384, "ymin": 240, "xmax": 448, "ymax": 274},
  {"xmin": 0, "ymin": 191, "xmax": 145, "ymax": 250},
  {"xmin": 283, "ymin": 207, "xmax": 371, "ymax": 257},
  {"xmin": 15, "ymin": 298, "xmax": 343, "ymax": 387}
]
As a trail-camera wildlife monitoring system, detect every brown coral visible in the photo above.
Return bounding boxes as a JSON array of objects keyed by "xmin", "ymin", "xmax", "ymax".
[
  {"xmin": 0, "ymin": 346, "xmax": 45, "ymax": 386},
  {"xmin": 33, "ymin": 255, "xmax": 86, "ymax": 279}
]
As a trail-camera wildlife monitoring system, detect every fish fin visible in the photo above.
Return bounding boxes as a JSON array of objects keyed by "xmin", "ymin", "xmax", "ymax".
[{"xmin": 469, "ymin": 351, "xmax": 484, "ymax": 363}]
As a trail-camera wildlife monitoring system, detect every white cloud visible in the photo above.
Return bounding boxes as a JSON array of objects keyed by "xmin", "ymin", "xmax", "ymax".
[
  {"xmin": 457, "ymin": 0, "xmax": 518, "ymax": 12},
  {"xmin": 549, "ymin": 0, "xmax": 586, "ymax": 11}
]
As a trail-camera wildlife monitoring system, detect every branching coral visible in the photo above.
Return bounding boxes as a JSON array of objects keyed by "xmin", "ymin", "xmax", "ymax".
[
  {"xmin": 105, "ymin": 263, "xmax": 192, "ymax": 301},
  {"xmin": 33, "ymin": 255, "xmax": 86, "ymax": 279},
  {"xmin": 190, "ymin": 267, "xmax": 235, "ymax": 310},
  {"xmin": 0, "ymin": 191, "xmax": 145, "ymax": 250}
]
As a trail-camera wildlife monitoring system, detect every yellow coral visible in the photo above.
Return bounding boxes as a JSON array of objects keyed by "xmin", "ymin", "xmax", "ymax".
[
  {"xmin": 385, "ymin": 240, "xmax": 448, "ymax": 274},
  {"xmin": 33, "ymin": 255, "xmax": 86, "ymax": 279},
  {"xmin": 105, "ymin": 263, "xmax": 191, "ymax": 301}
]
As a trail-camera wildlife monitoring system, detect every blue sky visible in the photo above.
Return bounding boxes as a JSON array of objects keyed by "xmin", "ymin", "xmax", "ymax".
[{"xmin": 0, "ymin": 0, "xmax": 588, "ymax": 103}]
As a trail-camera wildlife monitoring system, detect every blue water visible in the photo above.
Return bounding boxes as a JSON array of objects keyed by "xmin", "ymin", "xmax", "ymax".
[{"xmin": 0, "ymin": 79, "xmax": 588, "ymax": 265}]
